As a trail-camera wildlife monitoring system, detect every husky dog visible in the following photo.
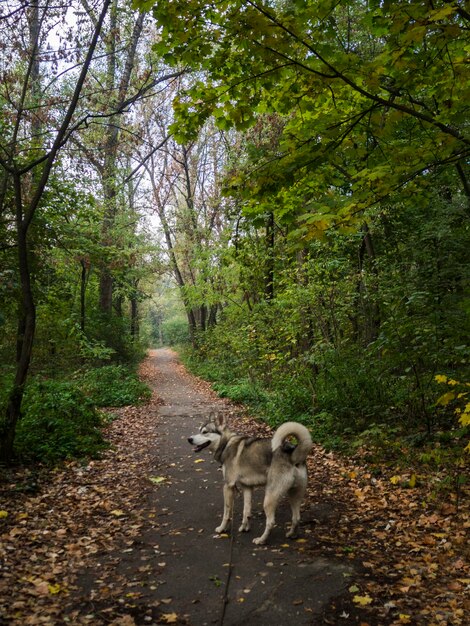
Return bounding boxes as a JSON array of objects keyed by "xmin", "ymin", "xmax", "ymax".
[{"xmin": 188, "ymin": 414, "xmax": 312, "ymax": 545}]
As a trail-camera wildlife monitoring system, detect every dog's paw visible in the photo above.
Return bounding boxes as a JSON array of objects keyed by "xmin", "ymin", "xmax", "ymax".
[
  {"xmin": 252, "ymin": 536, "xmax": 266, "ymax": 545},
  {"xmin": 215, "ymin": 525, "xmax": 226, "ymax": 534},
  {"xmin": 285, "ymin": 528, "xmax": 297, "ymax": 538},
  {"xmin": 239, "ymin": 522, "xmax": 250, "ymax": 532}
]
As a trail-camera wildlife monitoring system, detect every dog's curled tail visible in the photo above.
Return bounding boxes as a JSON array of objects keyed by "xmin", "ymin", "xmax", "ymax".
[{"xmin": 272, "ymin": 422, "xmax": 313, "ymax": 464}]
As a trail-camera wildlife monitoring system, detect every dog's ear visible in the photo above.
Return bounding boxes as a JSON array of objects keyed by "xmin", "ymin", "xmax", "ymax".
[{"xmin": 216, "ymin": 413, "xmax": 226, "ymax": 428}]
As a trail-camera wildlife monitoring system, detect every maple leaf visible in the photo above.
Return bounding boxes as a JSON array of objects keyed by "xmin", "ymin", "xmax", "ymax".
[
  {"xmin": 160, "ymin": 613, "xmax": 178, "ymax": 624},
  {"xmin": 353, "ymin": 595, "xmax": 373, "ymax": 606}
]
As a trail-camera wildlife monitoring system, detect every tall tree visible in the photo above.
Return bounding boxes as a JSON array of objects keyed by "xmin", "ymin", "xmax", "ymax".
[
  {"xmin": 0, "ymin": 0, "xmax": 118, "ymax": 463},
  {"xmin": 135, "ymin": 85, "xmax": 231, "ymax": 341}
]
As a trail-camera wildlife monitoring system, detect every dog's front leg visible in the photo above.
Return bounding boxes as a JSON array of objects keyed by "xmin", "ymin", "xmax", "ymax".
[
  {"xmin": 239, "ymin": 487, "xmax": 253, "ymax": 532},
  {"xmin": 215, "ymin": 483, "xmax": 234, "ymax": 534}
]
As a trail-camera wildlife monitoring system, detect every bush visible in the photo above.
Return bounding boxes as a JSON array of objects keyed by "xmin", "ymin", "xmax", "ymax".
[
  {"xmin": 79, "ymin": 365, "xmax": 151, "ymax": 407},
  {"xmin": 312, "ymin": 346, "xmax": 402, "ymax": 431},
  {"xmin": 213, "ymin": 379, "xmax": 269, "ymax": 406},
  {"xmin": 15, "ymin": 379, "xmax": 107, "ymax": 463}
]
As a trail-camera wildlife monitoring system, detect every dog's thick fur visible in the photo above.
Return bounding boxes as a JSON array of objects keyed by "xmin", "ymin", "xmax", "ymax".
[{"xmin": 188, "ymin": 414, "xmax": 312, "ymax": 545}]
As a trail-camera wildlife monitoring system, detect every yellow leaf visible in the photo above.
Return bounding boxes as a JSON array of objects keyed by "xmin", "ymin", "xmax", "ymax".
[
  {"xmin": 399, "ymin": 615, "xmax": 412, "ymax": 623},
  {"xmin": 194, "ymin": 459, "xmax": 205, "ymax": 463},
  {"xmin": 353, "ymin": 595, "xmax": 373, "ymax": 606},
  {"xmin": 436, "ymin": 391, "xmax": 455, "ymax": 406},
  {"xmin": 390, "ymin": 476, "xmax": 401, "ymax": 485},
  {"xmin": 48, "ymin": 583, "xmax": 62, "ymax": 595},
  {"xmin": 149, "ymin": 476, "xmax": 166, "ymax": 484},
  {"xmin": 160, "ymin": 613, "xmax": 178, "ymax": 624},
  {"xmin": 110, "ymin": 509, "xmax": 126, "ymax": 517},
  {"xmin": 296, "ymin": 538, "xmax": 307, "ymax": 543},
  {"xmin": 0, "ymin": 510, "xmax": 8, "ymax": 519},
  {"xmin": 459, "ymin": 411, "xmax": 470, "ymax": 427},
  {"xmin": 435, "ymin": 374, "xmax": 447, "ymax": 384},
  {"xmin": 408, "ymin": 474, "xmax": 417, "ymax": 488}
]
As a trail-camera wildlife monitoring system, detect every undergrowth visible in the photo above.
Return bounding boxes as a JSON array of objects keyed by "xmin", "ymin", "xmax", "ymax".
[
  {"xmin": 178, "ymin": 346, "xmax": 468, "ymax": 488},
  {"xmin": 0, "ymin": 364, "xmax": 151, "ymax": 464},
  {"xmin": 78, "ymin": 364, "xmax": 151, "ymax": 407},
  {"xmin": 14, "ymin": 379, "xmax": 108, "ymax": 463}
]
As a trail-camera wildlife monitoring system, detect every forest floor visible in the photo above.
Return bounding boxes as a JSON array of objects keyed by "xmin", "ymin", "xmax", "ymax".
[{"xmin": 0, "ymin": 348, "xmax": 469, "ymax": 626}]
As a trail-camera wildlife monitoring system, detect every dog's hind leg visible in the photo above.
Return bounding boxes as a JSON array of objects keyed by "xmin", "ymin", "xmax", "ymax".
[
  {"xmin": 239, "ymin": 487, "xmax": 253, "ymax": 532},
  {"xmin": 215, "ymin": 483, "xmax": 234, "ymax": 534},
  {"xmin": 286, "ymin": 486, "xmax": 304, "ymax": 538},
  {"xmin": 253, "ymin": 490, "xmax": 278, "ymax": 545},
  {"xmin": 286, "ymin": 472, "xmax": 307, "ymax": 538}
]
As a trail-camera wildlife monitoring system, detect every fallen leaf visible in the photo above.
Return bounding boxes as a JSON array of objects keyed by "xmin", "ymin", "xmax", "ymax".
[
  {"xmin": 149, "ymin": 476, "xmax": 166, "ymax": 484},
  {"xmin": 353, "ymin": 595, "xmax": 373, "ymax": 606},
  {"xmin": 110, "ymin": 616, "xmax": 136, "ymax": 626},
  {"xmin": 160, "ymin": 613, "xmax": 178, "ymax": 624}
]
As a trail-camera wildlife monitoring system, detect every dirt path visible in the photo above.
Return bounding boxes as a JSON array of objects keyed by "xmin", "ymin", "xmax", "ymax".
[{"xmin": 1, "ymin": 349, "xmax": 468, "ymax": 626}]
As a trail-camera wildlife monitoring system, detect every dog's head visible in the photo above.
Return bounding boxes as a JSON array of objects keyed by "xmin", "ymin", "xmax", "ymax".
[{"xmin": 188, "ymin": 413, "xmax": 226, "ymax": 453}]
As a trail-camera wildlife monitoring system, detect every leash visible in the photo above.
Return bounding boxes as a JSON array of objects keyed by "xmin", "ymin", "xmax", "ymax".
[{"xmin": 219, "ymin": 496, "xmax": 236, "ymax": 626}]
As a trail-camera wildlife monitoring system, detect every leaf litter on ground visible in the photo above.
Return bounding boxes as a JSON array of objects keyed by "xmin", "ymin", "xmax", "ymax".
[{"xmin": 0, "ymin": 354, "xmax": 468, "ymax": 625}]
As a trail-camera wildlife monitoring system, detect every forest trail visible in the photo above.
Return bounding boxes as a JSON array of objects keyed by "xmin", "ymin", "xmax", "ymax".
[
  {"xmin": 133, "ymin": 348, "xmax": 353, "ymax": 624},
  {"xmin": 73, "ymin": 348, "xmax": 355, "ymax": 625},
  {"xmin": 1, "ymin": 349, "xmax": 468, "ymax": 626}
]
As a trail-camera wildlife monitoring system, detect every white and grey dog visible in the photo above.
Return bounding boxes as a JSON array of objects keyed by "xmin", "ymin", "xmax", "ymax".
[{"xmin": 188, "ymin": 414, "xmax": 313, "ymax": 545}]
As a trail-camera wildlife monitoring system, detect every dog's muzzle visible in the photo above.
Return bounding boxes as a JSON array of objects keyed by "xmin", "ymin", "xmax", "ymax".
[{"xmin": 188, "ymin": 437, "xmax": 211, "ymax": 453}]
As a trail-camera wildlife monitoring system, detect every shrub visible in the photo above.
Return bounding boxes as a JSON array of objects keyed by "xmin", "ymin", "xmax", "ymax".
[
  {"xmin": 15, "ymin": 379, "xmax": 107, "ymax": 463},
  {"xmin": 79, "ymin": 365, "xmax": 151, "ymax": 407}
]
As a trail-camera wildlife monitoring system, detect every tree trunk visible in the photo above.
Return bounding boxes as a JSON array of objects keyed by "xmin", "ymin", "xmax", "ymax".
[
  {"xmin": 357, "ymin": 223, "xmax": 380, "ymax": 344},
  {"xmin": 0, "ymin": 218, "xmax": 36, "ymax": 464},
  {"xmin": 265, "ymin": 212, "xmax": 275, "ymax": 300},
  {"xmin": 98, "ymin": 6, "xmax": 145, "ymax": 314},
  {"xmin": 80, "ymin": 259, "xmax": 88, "ymax": 332}
]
